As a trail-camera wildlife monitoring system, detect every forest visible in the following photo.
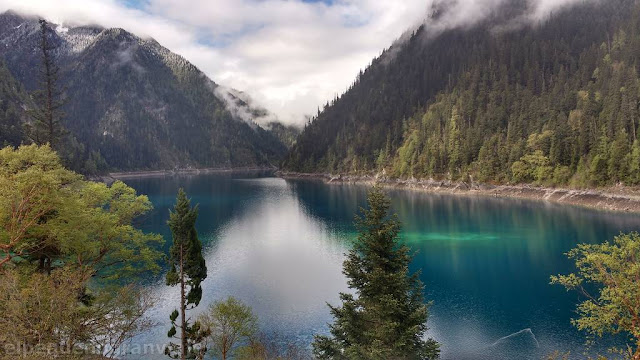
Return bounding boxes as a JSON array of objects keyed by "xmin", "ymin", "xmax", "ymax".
[{"xmin": 284, "ymin": 0, "xmax": 640, "ymax": 187}]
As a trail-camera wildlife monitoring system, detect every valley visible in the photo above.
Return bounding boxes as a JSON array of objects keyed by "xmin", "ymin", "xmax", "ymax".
[{"xmin": 2, "ymin": 1, "xmax": 640, "ymax": 360}]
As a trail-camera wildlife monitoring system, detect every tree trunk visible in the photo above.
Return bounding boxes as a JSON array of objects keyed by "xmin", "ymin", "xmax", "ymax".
[{"xmin": 180, "ymin": 243, "xmax": 186, "ymax": 360}]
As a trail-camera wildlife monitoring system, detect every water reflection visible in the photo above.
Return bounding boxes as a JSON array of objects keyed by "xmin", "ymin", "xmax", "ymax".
[
  {"xmin": 121, "ymin": 175, "xmax": 640, "ymax": 360},
  {"xmin": 125, "ymin": 176, "xmax": 347, "ymax": 359},
  {"xmin": 286, "ymin": 179, "xmax": 640, "ymax": 359}
]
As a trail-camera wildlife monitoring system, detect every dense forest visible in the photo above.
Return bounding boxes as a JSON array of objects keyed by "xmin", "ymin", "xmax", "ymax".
[
  {"xmin": 284, "ymin": 0, "xmax": 640, "ymax": 187},
  {"xmin": 0, "ymin": 61, "xmax": 29, "ymax": 146}
]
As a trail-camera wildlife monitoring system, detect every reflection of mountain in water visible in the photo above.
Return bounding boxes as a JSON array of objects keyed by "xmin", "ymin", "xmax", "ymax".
[
  {"xmin": 124, "ymin": 176, "xmax": 348, "ymax": 359},
  {"xmin": 118, "ymin": 174, "xmax": 640, "ymax": 360}
]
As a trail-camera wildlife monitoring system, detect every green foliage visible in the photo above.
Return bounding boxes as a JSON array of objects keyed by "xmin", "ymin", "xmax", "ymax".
[
  {"xmin": 628, "ymin": 141, "xmax": 640, "ymax": 185},
  {"xmin": 165, "ymin": 320, "xmax": 210, "ymax": 360},
  {"xmin": 165, "ymin": 189, "xmax": 208, "ymax": 360},
  {"xmin": 511, "ymin": 151, "xmax": 553, "ymax": 184},
  {"xmin": 199, "ymin": 297, "xmax": 258, "ymax": 360},
  {"xmin": 25, "ymin": 20, "xmax": 67, "ymax": 150},
  {"xmin": 0, "ymin": 144, "xmax": 160, "ymax": 359},
  {"xmin": 313, "ymin": 187, "xmax": 439, "ymax": 360},
  {"xmin": 0, "ymin": 60, "xmax": 30, "ymax": 147},
  {"xmin": 284, "ymin": 0, "xmax": 640, "ymax": 188},
  {"xmin": 166, "ymin": 189, "xmax": 207, "ymax": 304},
  {"xmin": 552, "ymin": 166, "xmax": 573, "ymax": 185},
  {"xmin": 448, "ymin": 108, "xmax": 462, "ymax": 178},
  {"xmin": 265, "ymin": 121, "xmax": 301, "ymax": 149},
  {"xmin": 551, "ymin": 232, "xmax": 640, "ymax": 359},
  {"xmin": 0, "ymin": 144, "xmax": 163, "ymax": 277}
]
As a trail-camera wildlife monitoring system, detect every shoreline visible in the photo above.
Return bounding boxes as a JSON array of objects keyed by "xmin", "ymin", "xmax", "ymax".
[
  {"xmin": 94, "ymin": 166, "xmax": 276, "ymax": 183},
  {"xmin": 276, "ymin": 171, "xmax": 640, "ymax": 213}
]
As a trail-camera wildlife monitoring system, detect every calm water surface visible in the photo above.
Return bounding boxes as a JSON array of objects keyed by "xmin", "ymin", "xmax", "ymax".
[{"xmin": 121, "ymin": 173, "xmax": 640, "ymax": 359}]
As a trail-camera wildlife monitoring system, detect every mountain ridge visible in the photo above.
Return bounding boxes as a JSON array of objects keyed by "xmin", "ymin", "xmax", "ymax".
[
  {"xmin": 283, "ymin": 0, "xmax": 640, "ymax": 188},
  {"xmin": 0, "ymin": 10, "xmax": 294, "ymax": 173}
]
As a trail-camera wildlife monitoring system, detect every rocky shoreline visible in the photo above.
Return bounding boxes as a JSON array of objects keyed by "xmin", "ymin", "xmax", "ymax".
[
  {"xmin": 94, "ymin": 166, "xmax": 276, "ymax": 184},
  {"xmin": 276, "ymin": 172, "xmax": 640, "ymax": 213}
]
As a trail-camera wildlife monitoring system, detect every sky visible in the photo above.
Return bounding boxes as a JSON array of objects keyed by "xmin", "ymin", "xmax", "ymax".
[
  {"xmin": 0, "ymin": 0, "xmax": 432, "ymax": 126},
  {"xmin": 0, "ymin": 0, "xmax": 593, "ymax": 126}
]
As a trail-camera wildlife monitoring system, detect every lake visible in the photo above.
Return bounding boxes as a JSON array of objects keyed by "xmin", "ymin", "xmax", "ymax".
[{"xmin": 121, "ymin": 172, "xmax": 640, "ymax": 359}]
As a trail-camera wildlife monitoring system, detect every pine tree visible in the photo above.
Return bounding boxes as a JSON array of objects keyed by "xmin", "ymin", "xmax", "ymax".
[
  {"xmin": 448, "ymin": 108, "xmax": 462, "ymax": 179},
  {"xmin": 313, "ymin": 187, "xmax": 439, "ymax": 360},
  {"xmin": 165, "ymin": 189, "xmax": 208, "ymax": 360},
  {"xmin": 26, "ymin": 20, "xmax": 67, "ymax": 149}
]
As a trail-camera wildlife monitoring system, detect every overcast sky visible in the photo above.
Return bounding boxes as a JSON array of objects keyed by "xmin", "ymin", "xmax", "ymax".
[
  {"xmin": 0, "ymin": 0, "xmax": 433, "ymax": 125},
  {"xmin": 0, "ymin": 0, "xmax": 593, "ymax": 126}
]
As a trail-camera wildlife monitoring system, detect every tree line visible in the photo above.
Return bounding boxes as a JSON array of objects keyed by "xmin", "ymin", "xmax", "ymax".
[{"xmin": 284, "ymin": 0, "xmax": 640, "ymax": 188}]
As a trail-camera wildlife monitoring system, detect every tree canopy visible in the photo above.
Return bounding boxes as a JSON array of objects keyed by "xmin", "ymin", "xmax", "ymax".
[
  {"xmin": 551, "ymin": 232, "xmax": 640, "ymax": 360},
  {"xmin": 199, "ymin": 297, "xmax": 258, "ymax": 360},
  {"xmin": 0, "ymin": 144, "xmax": 163, "ymax": 359},
  {"xmin": 0, "ymin": 144, "xmax": 162, "ymax": 277}
]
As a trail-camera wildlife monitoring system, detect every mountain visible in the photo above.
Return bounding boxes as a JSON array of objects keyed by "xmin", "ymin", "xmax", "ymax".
[
  {"xmin": 0, "ymin": 10, "xmax": 289, "ymax": 172},
  {"xmin": 0, "ymin": 60, "xmax": 31, "ymax": 146},
  {"xmin": 283, "ymin": 0, "xmax": 640, "ymax": 187}
]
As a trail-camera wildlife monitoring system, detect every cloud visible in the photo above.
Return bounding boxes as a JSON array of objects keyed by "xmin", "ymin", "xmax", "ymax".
[
  {"xmin": 424, "ymin": 0, "xmax": 598, "ymax": 34},
  {"xmin": 0, "ymin": 0, "xmax": 598, "ymax": 126}
]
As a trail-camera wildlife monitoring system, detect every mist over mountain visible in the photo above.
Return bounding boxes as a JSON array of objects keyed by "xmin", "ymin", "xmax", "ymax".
[
  {"xmin": 284, "ymin": 0, "xmax": 640, "ymax": 188},
  {"xmin": 0, "ymin": 10, "xmax": 292, "ymax": 172}
]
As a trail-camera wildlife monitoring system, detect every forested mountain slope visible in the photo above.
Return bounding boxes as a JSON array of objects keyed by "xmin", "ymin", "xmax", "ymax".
[
  {"xmin": 284, "ymin": 0, "xmax": 640, "ymax": 187},
  {"xmin": 0, "ymin": 11, "xmax": 288, "ymax": 172},
  {"xmin": 0, "ymin": 60, "xmax": 30, "ymax": 146}
]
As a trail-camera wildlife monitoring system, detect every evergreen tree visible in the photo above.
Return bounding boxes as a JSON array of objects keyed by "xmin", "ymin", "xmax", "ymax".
[
  {"xmin": 26, "ymin": 20, "xmax": 67, "ymax": 149},
  {"xmin": 313, "ymin": 187, "xmax": 439, "ymax": 360},
  {"xmin": 165, "ymin": 189, "xmax": 208, "ymax": 360},
  {"xmin": 448, "ymin": 107, "xmax": 462, "ymax": 178}
]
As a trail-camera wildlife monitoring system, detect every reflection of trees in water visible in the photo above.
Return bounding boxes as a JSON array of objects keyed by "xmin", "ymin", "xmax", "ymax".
[
  {"xmin": 123, "ymin": 172, "xmax": 276, "ymax": 260},
  {"xmin": 287, "ymin": 179, "xmax": 640, "ymax": 360},
  {"xmin": 286, "ymin": 179, "xmax": 369, "ymax": 224},
  {"xmin": 125, "ymin": 176, "xmax": 639, "ymax": 360}
]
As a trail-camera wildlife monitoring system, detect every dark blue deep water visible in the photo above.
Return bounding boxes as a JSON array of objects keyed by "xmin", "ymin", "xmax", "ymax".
[{"xmin": 121, "ymin": 173, "xmax": 640, "ymax": 359}]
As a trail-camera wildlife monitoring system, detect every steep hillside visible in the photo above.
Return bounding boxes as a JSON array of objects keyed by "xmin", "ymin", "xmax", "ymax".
[
  {"xmin": 284, "ymin": 0, "xmax": 640, "ymax": 187},
  {"xmin": 0, "ymin": 60, "xmax": 31, "ymax": 146},
  {"xmin": 0, "ymin": 11, "xmax": 287, "ymax": 172}
]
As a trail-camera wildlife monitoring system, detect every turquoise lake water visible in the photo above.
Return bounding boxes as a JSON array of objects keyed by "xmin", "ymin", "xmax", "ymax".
[{"xmin": 121, "ymin": 172, "xmax": 640, "ymax": 359}]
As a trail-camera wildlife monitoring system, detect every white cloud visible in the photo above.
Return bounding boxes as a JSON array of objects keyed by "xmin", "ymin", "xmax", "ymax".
[{"xmin": 0, "ymin": 0, "xmax": 596, "ymax": 126}]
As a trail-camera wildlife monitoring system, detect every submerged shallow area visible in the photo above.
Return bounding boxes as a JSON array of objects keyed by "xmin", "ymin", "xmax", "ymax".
[{"xmin": 121, "ymin": 172, "xmax": 640, "ymax": 359}]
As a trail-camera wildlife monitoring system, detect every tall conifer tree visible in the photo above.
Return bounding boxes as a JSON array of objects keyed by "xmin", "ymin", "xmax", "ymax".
[
  {"xmin": 165, "ymin": 189, "xmax": 208, "ymax": 360},
  {"xmin": 313, "ymin": 187, "xmax": 439, "ymax": 360},
  {"xmin": 27, "ymin": 20, "xmax": 67, "ymax": 149}
]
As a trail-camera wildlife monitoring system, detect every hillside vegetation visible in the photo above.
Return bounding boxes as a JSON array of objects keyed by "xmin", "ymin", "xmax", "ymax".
[
  {"xmin": 0, "ymin": 11, "xmax": 288, "ymax": 173},
  {"xmin": 284, "ymin": 0, "xmax": 640, "ymax": 188}
]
